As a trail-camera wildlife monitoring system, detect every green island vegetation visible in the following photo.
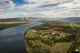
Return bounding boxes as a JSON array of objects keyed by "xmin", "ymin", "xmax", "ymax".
[
  {"xmin": 0, "ymin": 21, "xmax": 29, "ymax": 30},
  {"xmin": 24, "ymin": 21, "xmax": 80, "ymax": 53}
]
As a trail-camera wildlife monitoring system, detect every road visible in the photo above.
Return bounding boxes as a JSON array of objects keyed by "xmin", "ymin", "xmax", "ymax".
[
  {"xmin": 0, "ymin": 22, "xmax": 41, "ymax": 53},
  {"xmin": 67, "ymin": 32, "xmax": 80, "ymax": 53}
]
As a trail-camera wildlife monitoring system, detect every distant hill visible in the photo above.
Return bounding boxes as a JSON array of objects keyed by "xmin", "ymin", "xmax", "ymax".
[
  {"xmin": 61, "ymin": 17, "xmax": 80, "ymax": 23},
  {"xmin": 0, "ymin": 18, "xmax": 27, "ymax": 22},
  {"xmin": 29, "ymin": 17, "xmax": 80, "ymax": 23},
  {"xmin": 1, "ymin": 17, "xmax": 80, "ymax": 22}
]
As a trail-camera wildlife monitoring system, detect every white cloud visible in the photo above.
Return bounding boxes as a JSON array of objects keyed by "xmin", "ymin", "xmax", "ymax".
[
  {"xmin": 9, "ymin": 1, "xmax": 15, "ymax": 9},
  {"xmin": 0, "ymin": 9, "xmax": 4, "ymax": 12},
  {"xmin": 25, "ymin": 0, "xmax": 72, "ymax": 5},
  {"xmin": 0, "ymin": 12, "xmax": 28, "ymax": 19},
  {"xmin": 0, "ymin": 0, "xmax": 15, "ymax": 10},
  {"xmin": 17, "ymin": 4, "xmax": 38, "ymax": 10},
  {"xmin": 22, "ymin": 0, "xmax": 80, "ymax": 12},
  {"xmin": 0, "ymin": 0, "xmax": 80, "ymax": 18},
  {"xmin": 24, "ymin": 10, "xmax": 80, "ymax": 18}
]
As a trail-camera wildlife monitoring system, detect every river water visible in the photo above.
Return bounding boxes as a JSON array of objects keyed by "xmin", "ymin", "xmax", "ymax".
[{"xmin": 0, "ymin": 22, "xmax": 41, "ymax": 53}]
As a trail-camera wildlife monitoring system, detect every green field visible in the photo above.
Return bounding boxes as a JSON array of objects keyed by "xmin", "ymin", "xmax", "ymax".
[
  {"xmin": 24, "ymin": 21, "xmax": 80, "ymax": 53},
  {"xmin": 0, "ymin": 22, "xmax": 29, "ymax": 30},
  {"xmin": 25, "ymin": 29, "xmax": 73, "ymax": 53}
]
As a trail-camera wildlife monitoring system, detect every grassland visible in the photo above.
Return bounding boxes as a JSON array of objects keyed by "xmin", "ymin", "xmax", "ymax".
[
  {"xmin": 24, "ymin": 21, "xmax": 80, "ymax": 53},
  {"xmin": 0, "ymin": 21, "xmax": 29, "ymax": 30}
]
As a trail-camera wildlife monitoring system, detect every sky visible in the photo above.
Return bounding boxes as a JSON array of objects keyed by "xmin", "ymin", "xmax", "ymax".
[{"xmin": 0, "ymin": 0, "xmax": 80, "ymax": 18}]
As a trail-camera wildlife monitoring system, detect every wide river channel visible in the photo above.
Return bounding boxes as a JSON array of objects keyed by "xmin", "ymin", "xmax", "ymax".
[{"xmin": 0, "ymin": 22, "xmax": 41, "ymax": 53}]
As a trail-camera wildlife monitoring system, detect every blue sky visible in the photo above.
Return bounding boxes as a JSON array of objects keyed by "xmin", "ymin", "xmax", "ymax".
[
  {"xmin": 12, "ymin": 0, "xmax": 36, "ymax": 5},
  {"xmin": 12, "ymin": 0, "xmax": 28, "ymax": 6},
  {"xmin": 0, "ymin": 0, "xmax": 80, "ymax": 18}
]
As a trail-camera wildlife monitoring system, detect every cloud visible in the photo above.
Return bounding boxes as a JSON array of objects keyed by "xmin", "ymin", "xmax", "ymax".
[
  {"xmin": 0, "ymin": 0, "xmax": 15, "ymax": 10},
  {"xmin": 0, "ymin": 0, "xmax": 80, "ymax": 18},
  {"xmin": 10, "ymin": 0, "xmax": 79, "ymax": 14},
  {"xmin": 20, "ymin": 0, "xmax": 80, "ymax": 12},
  {"xmin": 17, "ymin": 4, "xmax": 38, "ymax": 10},
  {"xmin": 24, "ymin": 0, "xmax": 73, "ymax": 7},
  {"xmin": 0, "ymin": 12, "xmax": 28, "ymax": 19}
]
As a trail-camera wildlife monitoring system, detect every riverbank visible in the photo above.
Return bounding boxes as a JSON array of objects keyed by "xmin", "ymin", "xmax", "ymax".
[{"xmin": 0, "ymin": 21, "xmax": 30, "ymax": 30}]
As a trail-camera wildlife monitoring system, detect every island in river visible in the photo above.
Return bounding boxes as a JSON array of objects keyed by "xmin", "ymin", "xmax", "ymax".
[{"xmin": 24, "ymin": 21, "xmax": 80, "ymax": 53}]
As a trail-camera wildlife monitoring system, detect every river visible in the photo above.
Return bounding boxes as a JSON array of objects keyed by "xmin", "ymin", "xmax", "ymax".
[{"xmin": 0, "ymin": 22, "xmax": 41, "ymax": 53}]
